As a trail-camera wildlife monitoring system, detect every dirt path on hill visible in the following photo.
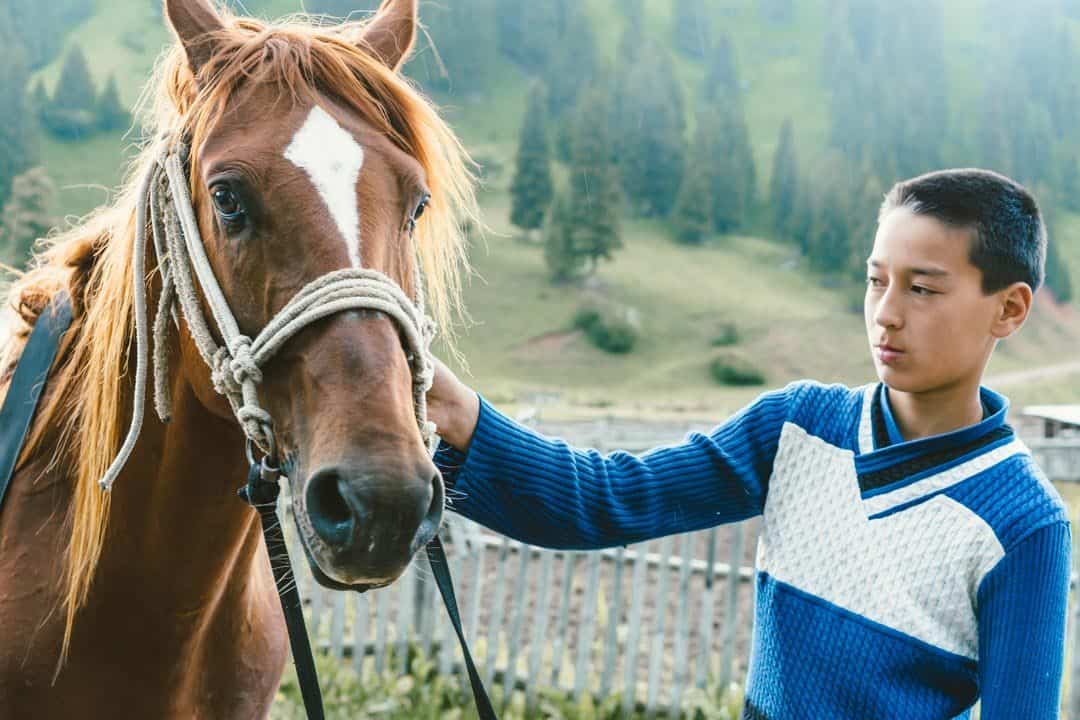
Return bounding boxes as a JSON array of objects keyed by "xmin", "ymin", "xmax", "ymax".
[{"xmin": 985, "ymin": 360, "xmax": 1080, "ymax": 387}]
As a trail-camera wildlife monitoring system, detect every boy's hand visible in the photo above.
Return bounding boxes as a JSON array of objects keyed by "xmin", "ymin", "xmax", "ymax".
[{"xmin": 426, "ymin": 356, "xmax": 480, "ymax": 451}]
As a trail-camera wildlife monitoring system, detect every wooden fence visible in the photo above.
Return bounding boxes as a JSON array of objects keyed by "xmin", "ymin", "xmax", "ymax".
[
  {"xmin": 295, "ymin": 518, "xmax": 756, "ymax": 716},
  {"xmin": 286, "ymin": 426, "xmax": 1080, "ymax": 717}
]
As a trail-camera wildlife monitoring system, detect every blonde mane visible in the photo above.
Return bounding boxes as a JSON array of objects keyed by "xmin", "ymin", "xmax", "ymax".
[{"xmin": 0, "ymin": 5, "xmax": 477, "ymax": 664}]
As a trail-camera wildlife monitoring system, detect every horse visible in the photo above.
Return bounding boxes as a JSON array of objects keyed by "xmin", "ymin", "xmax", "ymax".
[{"xmin": 0, "ymin": 0, "xmax": 478, "ymax": 716}]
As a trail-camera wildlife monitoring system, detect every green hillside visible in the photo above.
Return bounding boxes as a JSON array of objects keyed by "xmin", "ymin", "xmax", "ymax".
[{"xmin": 19, "ymin": 0, "xmax": 1080, "ymax": 418}]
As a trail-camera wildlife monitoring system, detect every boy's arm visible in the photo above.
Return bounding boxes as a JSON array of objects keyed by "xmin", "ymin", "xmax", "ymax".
[
  {"xmin": 976, "ymin": 521, "xmax": 1071, "ymax": 718},
  {"xmin": 430, "ymin": 375, "xmax": 807, "ymax": 549}
]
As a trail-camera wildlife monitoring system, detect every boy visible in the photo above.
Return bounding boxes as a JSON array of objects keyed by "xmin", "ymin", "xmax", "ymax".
[{"xmin": 426, "ymin": 169, "xmax": 1071, "ymax": 719}]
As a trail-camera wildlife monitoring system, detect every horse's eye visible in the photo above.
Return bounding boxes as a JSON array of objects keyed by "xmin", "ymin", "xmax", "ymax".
[
  {"xmin": 413, "ymin": 194, "xmax": 430, "ymax": 221},
  {"xmin": 211, "ymin": 185, "xmax": 244, "ymax": 220}
]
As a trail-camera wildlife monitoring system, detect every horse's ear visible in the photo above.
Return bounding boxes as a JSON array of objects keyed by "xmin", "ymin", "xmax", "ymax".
[
  {"xmin": 342, "ymin": 0, "xmax": 418, "ymax": 71},
  {"xmin": 163, "ymin": 0, "xmax": 226, "ymax": 78}
]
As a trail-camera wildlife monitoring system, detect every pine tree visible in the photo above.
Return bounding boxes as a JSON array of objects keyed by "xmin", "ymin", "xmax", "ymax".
[
  {"xmin": 672, "ymin": 0, "xmax": 710, "ymax": 59},
  {"xmin": 0, "ymin": 25, "xmax": 38, "ymax": 207},
  {"xmin": 761, "ymin": 0, "xmax": 795, "ymax": 25},
  {"xmin": 43, "ymin": 44, "xmax": 98, "ymax": 138},
  {"xmin": 705, "ymin": 99, "xmax": 757, "ymax": 232},
  {"xmin": 617, "ymin": 43, "xmax": 686, "ymax": 217},
  {"xmin": 495, "ymin": 0, "xmax": 558, "ymax": 72},
  {"xmin": 846, "ymin": 166, "xmax": 885, "ymax": 279},
  {"xmin": 1061, "ymin": 155, "xmax": 1080, "ymax": 212},
  {"xmin": 1045, "ymin": 234, "xmax": 1074, "ymax": 304},
  {"xmin": 1, "ymin": 167, "xmax": 56, "ymax": 266},
  {"xmin": 769, "ymin": 118, "xmax": 799, "ymax": 240},
  {"xmin": 544, "ymin": 2, "xmax": 596, "ymax": 115},
  {"xmin": 408, "ymin": 0, "xmax": 496, "ymax": 95},
  {"xmin": 543, "ymin": 191, "xmax": 583, "ymax": 282},
  {"xmin": 7, "ymin": 0, "xmax": 95, "ymax": 69},
  {"xmin": 803, "ymin": 154, "xmax": 853, "ymax": 273},
  {"xmin": 509, "ymin": 83, "xmax": 554, "ymax": 238},
  {"xmin": 30, "ymin": 77, "xmax": 48, "ymax": 121},
  {"xmin": 96, "ymin": 73, "xmax": 130, "ymax": 132},
  {"xmin": 567, "ymin": 89, "xmax": 622, "ymax": 272},
  {"xmin": 671, "ymin": 152, "xmax": 712, "ymax": 245},
  {"xmin": 1037, "ymin": 190, "xmax": 1075, "ymax": 304},
  {"xmin": 704, "ymin": 34, "xmax": 739, "ymax": 102}
]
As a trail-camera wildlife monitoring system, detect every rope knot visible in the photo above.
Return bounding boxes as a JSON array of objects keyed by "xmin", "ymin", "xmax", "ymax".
[
  {"xmin": 227, "ymin": 336, "xmax": 262, "ymax": 386},
  {"xmin": 210, "ymin": 346, "xmax": 238, "ymax": 395}
]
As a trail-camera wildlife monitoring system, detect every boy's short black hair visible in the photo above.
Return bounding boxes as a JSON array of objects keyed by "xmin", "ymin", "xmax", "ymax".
[{"xmin": 879, "ymin": 168, "xmax": 1046, "ymax": 293}]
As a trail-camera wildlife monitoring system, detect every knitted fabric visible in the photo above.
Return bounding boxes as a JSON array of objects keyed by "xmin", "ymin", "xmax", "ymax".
[{"xmin": 434, "ymin": 380, "xmax": 1071, "ymax": 719}]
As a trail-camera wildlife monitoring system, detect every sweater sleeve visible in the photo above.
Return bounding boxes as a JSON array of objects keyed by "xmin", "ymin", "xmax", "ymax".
[
  {"xmin": 435, "ymin": 381, "xmax": 809, "ymax": 549},
  {"xmin": 976, "ymin": 521, "xmax": 1071, "ymax": 719}
]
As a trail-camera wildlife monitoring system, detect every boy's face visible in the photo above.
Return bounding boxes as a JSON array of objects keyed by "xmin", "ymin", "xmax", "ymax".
[{"xmin": 864, "ymin": 207, "xmax": 1006, "ymax": 394}]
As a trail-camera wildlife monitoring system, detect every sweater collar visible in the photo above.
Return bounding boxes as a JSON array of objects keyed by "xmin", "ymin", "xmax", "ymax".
[{"xmin": 856, "ymin": 382, "xmax": 1011, "ymax": 472}]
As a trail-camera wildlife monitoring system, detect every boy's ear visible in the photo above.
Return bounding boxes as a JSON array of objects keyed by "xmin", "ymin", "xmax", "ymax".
[{"xmin": 990, "ymin": 281, "xmax": 1034, "ymax": 339}]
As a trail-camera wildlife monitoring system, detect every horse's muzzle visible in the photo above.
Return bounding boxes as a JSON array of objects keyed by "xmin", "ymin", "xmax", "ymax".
[{"xmin": 302, "ymin": 460, "xmax": 443, "ymax": 584}]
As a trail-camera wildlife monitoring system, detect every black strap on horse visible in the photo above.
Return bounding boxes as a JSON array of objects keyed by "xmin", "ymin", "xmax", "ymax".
[
  {"xmin": 0, "ymin": 293, "xmax": 496, "ymax": 720},
  {"xmin": 239, "ymin": 460, "xmax": 498, "ymax": 720},
  {"xmin": 0, "ymin": 293, "xmax": 73, "ymax": 514}
]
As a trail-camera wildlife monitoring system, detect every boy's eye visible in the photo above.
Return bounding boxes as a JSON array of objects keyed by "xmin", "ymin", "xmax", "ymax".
[
  {"xmin": 866, "ymin": 277, "xmax": 883, "ymax": 287},
  {"xmin": 912, "ymin": 285, "xmax": 936, "ymax": 295}
]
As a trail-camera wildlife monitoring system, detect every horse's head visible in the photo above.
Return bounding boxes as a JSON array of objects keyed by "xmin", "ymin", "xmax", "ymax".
[{"xmin": 162, "ymin": 0, "xmax": 466, "ymax": 588}]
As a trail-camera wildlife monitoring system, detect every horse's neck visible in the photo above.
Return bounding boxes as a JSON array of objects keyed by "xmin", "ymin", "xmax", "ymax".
[
  {"xmin": 5, "ymin": 360, "xmax": 287, "ymax": 717},
  {"xmin": 94, "ymin": 369, "xmax": 271, "ymax": 623}
]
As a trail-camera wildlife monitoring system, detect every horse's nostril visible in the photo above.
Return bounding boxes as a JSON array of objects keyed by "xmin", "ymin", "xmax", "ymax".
[
  {"xmin": 410, "ymin": 472, "xmax": 445, "ymax": 553},
  {"xmin": 427, "ymin": 472, "xmax": 445, "ymax": 524},
  {"xmin": 306, "ymin": 468, "xmax": 355, "ymax": 548}
]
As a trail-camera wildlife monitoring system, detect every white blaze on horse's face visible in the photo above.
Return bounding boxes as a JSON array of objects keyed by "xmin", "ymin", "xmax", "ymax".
[{"xmin": 284, "ymin": 105, "xmax": 366, "ymax": 268}]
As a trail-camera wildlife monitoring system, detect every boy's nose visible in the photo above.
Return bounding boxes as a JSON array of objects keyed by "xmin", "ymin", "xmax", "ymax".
[{"xmin": 872, "ymin": 291, "xmax": 903, "ymax": 329}]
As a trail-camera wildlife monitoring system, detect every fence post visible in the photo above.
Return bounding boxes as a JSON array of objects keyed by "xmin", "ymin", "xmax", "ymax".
[
  {"xmin": 600, "ymin": 546, "xmax": 626, "ymax": 697},
  {"xmin": 645, "ymin": 535, "xmax": 675, "ymax": 718},
  {"xmin": 696, "ymin": 528, "xmax": 719, "ymax": 689},
  {"xmin": 550, "ymin": 553, "xmax": 578, "ymax": 690},
  {"xmin": 623, "ymin": 542, "xmax": 649, "ymax": 714},
  {"xmin": 503, "ymin": 542, "xmax": 532, "ymax": 707},
  {"xmin": 719, "ymin": 523, "xmax": 746, "ymax": 692},
  {"xmin": 670, "ymin": 532, "xmax": 696, "ymax": 716},
  {"xmin": 574, "ymin": 553, "xmax": 603, "ymax": 701},
  {"xmin": 484, "ymin": 536, "xmax": 512, "ymax": 687},
  {"xmin": 525, "ymin": 550, "xmax": 556, "ymax": 708}
]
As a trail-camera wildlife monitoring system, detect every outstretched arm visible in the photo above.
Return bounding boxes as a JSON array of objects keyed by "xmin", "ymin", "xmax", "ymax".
[{"xmin": 427, "ymin": 357, "xmax": 806, "ymax": 549}]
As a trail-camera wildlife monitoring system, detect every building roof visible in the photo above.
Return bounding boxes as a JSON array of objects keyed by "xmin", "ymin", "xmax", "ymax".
[{"xmin": 1021, "ymin": 405, "xmax": 1080, "ymax": 427}]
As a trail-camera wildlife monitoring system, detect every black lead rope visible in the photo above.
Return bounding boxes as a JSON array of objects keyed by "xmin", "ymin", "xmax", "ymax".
[
  {"xmin": 426, "ymin": 535, "xmax": 498, "ymax": 719},
  {"xmin": 239, "ymin": 459, "xmax": 498, "ymax": 720},
  {"xmin": 239, "ymin": 460, "xmax": 326, "ymax": 720}
]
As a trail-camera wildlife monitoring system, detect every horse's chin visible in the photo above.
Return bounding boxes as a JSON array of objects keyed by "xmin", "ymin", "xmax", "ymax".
[{"xmin": 290, "ymin": 516, "xmax": 407, "ymax": 593}]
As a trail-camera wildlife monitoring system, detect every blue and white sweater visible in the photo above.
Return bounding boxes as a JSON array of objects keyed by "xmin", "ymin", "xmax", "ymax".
[{"xmin": 435, "ymin": 380, "xmax": 1071, "ymax": 719}]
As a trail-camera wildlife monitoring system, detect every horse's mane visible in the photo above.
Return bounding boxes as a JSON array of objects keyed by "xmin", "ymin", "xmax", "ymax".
[{"xmin": 0, "ymin": 5, "xmax": 477, "ymax": 663}]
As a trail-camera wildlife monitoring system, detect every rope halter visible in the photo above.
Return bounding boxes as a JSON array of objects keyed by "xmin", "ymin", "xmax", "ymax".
[{"xmin": 99, "ymin": 142, "xmax": 438, "ymax": 491}]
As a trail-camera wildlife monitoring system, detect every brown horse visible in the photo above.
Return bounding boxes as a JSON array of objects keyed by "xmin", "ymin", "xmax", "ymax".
[{"xmin": 0, "ymin": 0, "xmax": 477, "ymax": 716}]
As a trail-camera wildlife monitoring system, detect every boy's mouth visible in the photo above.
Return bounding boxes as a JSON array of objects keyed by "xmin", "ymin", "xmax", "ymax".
[{"xmin": 874, "ymin": 344, "xmax": 905, "ymax": 364}]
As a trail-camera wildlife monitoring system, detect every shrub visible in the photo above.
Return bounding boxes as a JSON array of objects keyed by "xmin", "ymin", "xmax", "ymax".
[
  {"xmin": 573, "ymin": 302, "xmax": 639, "ymax": 354},
  {"xmin": 573, "ymin": 304, "xmax": 603, "ymax": 333},
  {"xmin": 710, "ymin": 352, "xmax": 765, "ymax": 386},
  {"xmin": 710, "ymin": 323, "xmax": 740, "ymax": 347}
]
